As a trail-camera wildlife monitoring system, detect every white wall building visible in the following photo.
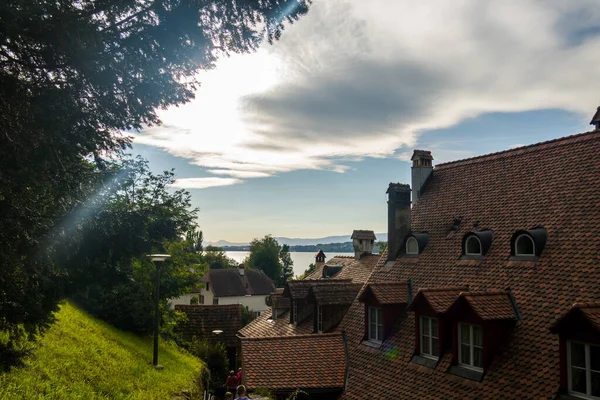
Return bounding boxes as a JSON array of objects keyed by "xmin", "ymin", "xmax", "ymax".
[{"xmin": 170, "ymin": 265, "xmax": 275, "ymax": 316}]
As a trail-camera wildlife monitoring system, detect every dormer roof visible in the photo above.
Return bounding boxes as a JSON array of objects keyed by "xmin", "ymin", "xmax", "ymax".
[
  {"xmin": 407, "ymin": 286, "xmax": 469, "ymax": 314},
  {"xmin": 550, "ymin": 302, "xmax": 600, "ymax": 334},
  {"xmin": 448, "ymin": 290, "xmax": 520, "ymax": 321},
  {"xmin": 358, "ymin": 282, "xmax": 410, "ymax": 305}
]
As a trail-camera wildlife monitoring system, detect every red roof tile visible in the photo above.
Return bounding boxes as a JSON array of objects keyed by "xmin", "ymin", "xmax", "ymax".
[
  {"xmin": 551, "ymin": 302, "xmax": 600, "ymax": 333},
  {"xmin": 175, "ymin": 304, "xmax": 242, "ymax": 347},
  {"xmin": 359, "ymin": 282, "xmax": 410, "ymax": 305},
  {"xmin": 340, "ymin": 131, "xmax": 600, "ymax": 399},
  {"xmin": 309, "ymin": 282, "xmax": 363, "ymax": 305},
  {"xmin": 238, "ymin": 309, "xmax": 313, "ymax": 338},
  {"xmin": 241, "ymin": 333, "xmax": 347, "ymax": 391},
  {"xmin": 407, "ymin": 286, "xmax": 468, "ymax": 314},
  {"xmin": 453, "ymin": 291, "xmax": 518, "ymax": 321}
]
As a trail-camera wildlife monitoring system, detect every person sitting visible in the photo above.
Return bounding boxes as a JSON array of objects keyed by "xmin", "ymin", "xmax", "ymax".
[
  {"xmin": 236, "ymin": 385, "xmax": 249, "ymax": 400},
  {"xmin": 224, "ymin": 370, "xmax": 238, "ymax": 393}
]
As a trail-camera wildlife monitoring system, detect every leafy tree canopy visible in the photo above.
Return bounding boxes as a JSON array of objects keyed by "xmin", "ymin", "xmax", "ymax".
[{"xmin": 246, "ymin": 235, "xmax": 292, "ymax": 286}]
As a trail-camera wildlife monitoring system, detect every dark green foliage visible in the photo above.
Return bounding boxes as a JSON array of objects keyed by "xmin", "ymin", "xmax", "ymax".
[
  {"xmin": 247, "ymin": 235, "xmax": 283, "ymax": 286},
  {"xmin": 0, "ymin": 0, "xmax": 310, "ymax": 356},
  {"xmin": 376, "ymin": 241, "xmax": 388, "ymax": 254},
  {"xmin": 280, "ymin": 244, "xmax": 294, "ymax": 283},
  {"xmin": 188, "ymin": 337, "xmax": 229, "ymax": 394},
  {"xmin": 204, "ymin": 245, "xmax": 239, "ymax": 269},
  {"xmin": 297, "ymin": 262, "xmax": 316, "ymax": 280},
  {"xmin": 241, "ymin": 305, "xmax": 256, "ymax": 328}
]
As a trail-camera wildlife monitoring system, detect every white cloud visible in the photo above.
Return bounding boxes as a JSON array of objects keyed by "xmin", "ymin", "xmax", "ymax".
[
  {"xmin": 134, "ymin": 0, "xmax": 600, "ymax": 183},
  {"xmin": 170, "ymin": 177, "xmax": 241, "ymax": 189}
]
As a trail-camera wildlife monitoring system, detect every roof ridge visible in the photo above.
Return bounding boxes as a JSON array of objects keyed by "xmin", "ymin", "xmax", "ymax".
[
  {"xmin": 435, "ymin": 130, "xmax": 599, "ymax": 170},
  {"xmin": 368, "ymin": 281, "xmax": 409, "ymax": 286},
  {"xmin": 239, "ymin": 332, "xmax": 343, "ymax": 341}
]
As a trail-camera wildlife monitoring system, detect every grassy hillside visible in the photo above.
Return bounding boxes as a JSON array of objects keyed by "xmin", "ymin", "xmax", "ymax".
[{"xmin": 0, "ymin": 302, "xmax": 203, "ymax": 399}]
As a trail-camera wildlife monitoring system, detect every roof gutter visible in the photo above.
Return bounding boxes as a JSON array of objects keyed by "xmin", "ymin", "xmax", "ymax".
[{"xmin": 342, "ymin": 330, "xmax": 350, "ymax": 392}]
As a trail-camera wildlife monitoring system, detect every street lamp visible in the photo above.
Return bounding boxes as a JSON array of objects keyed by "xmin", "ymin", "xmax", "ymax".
[{"xmin": 148, "ymin": 253, "xmax": 171, "ymax": 368}]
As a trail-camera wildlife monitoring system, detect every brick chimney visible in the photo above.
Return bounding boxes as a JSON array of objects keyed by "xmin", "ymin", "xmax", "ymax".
[
  {"xmin": 351, "ymin": 230, "xmax": 376, "ymax": 260},
  {"xmin": 411, "ymin": 150, "xmax": 433, "ymax": 204},
  {"xmin": 238, "ymin": 263, "xmax": 245, "ymax": 276},
  {"xmin": 387, "ymin": 183, "xmax": 411, "ymax": 262},
  {"xmin": 590, "ymin": 106, "xmax": 600, "ymax": 131}
]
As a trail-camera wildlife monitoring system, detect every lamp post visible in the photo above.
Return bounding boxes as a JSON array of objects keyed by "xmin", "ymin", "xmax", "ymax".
[{"xmin": 148, "ymin": 253, "xmax": 171, "ymax": 368}]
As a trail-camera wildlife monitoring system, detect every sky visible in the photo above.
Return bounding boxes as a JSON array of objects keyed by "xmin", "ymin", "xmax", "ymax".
[{"xmin": 132, "ymin": 0, "xmax": 600, "ymax": 243}]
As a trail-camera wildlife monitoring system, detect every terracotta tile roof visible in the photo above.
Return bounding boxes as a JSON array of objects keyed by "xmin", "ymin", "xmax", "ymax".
[
  {"xmin": 174, "ymin": 304, "xmax": 242, "ymax": 347},
  {"xmin": 238, "ymin": 309, "xmax": 314, "ymax": 338},
  {"xmin": 283, "ymin": 279, "xmax": 352, "ymax": 300},
  {"xmin": 241, "ymin": 333, "xmax": 347, "ymax": 391},
  {"xmin": 309, "ymin": 282, "xmax": 363, "ymax": 305},
  {"xmin": 351, "ymin": 230, "xmax": 377, "ymax": 240},
  {"xmin": 453, "ymin": 291, "xmax": 518, "ymax": 321},
  {"xmin": 339, "ymin": 131, "xmax": 600, "ymax": 399},
  {"xmin": 590, "ymin": 106, "xmax": 600, "ymax": 126},
  {"xmin": 358, "ymin": 282, "xmax": 410, "ymax": 305},
  {"xmin": 305, "ymin": 254, "xmax": 381, "ymax": 282},
  {"xmin": 407, "ymin": 286, "xmax": 468, "ymax": 314},
  {"xmin": 551, "ymin": 302, "xmax": 600, "ymax": 333},
  {"xmin": 202, "ymin": 269, "xmax": 275, "ymax": 297}
]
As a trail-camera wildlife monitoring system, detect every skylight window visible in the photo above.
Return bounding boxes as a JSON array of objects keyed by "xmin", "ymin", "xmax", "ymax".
[
  {"xmin": 406, "ymin": 237, "xmax": 419, "ymax": 255},
  {"xmin": 515, "ymin": 234, "xmax": 535, "ymax": 256},
  {"xmin": 465, "ymin": 236, "xmax": 482, "ymax": 255}
]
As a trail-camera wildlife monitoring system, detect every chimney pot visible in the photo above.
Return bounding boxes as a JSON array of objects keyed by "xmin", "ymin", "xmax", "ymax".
[{"xmin": 351, "ymin": 230, "xmax": 376, "ymax": 260}]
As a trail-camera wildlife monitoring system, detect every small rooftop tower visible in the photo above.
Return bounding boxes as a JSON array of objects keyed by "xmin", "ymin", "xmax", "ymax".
[
  {"xmin": 315, "ymin": 250, "xmax": 326, "ymax": 263},
  {"xmin": 411, "ymin": 150, "xmax": 433, "ymax": 204},
  {"xmin": 590, "ymin": 106, "xmax": 600, "ymax": 131},
  {"xmin": 351, "ymin": 230, "xmax": 376, "ymax": 260}
]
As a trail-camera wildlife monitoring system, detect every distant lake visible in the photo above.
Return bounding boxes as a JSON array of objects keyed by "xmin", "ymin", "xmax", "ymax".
[{"xmin": 225, "ymin": 251, "xmax": 355, "ymax": 278}]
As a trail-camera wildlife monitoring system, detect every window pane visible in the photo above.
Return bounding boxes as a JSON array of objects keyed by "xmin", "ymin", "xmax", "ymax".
[
  {"xmin": 422, "ymin": 336, "xmax": 430, "ymax": 354},
  {"xmin": 570, "ymin": 342, "xmax": 586, "ymax": 368},
  {"xmin": 516, "ymin": 235, "xmax": 534, "ymax": 255},
  {"xmin": 369, "ymin": 308, "xmax": 376, "ymax": 324},
  {"xmin": 431, "ymin": 337, "xmax": 439, "ymax": 357},
  {"xmin": 571, "ymin": 367, "xmax": 587, "ymax": 394},
  {"xmin": 370, "ymin": 322, "xmax": 376, "ymax": 339},
  {"xmin": 460, "ymin": 324, "xmax": 470, "ymax": 345},
  {"xmin": 407, "ymin": 238, "xmax": 418, "ymax": 254},
  {"xmin": 466, "ymin": 236, "xmax": 481, "ymax": 255},
  {"xmin": 461, "ymin": 344, "xmax": 471, "ymax": 364},
  {"xmin": 591, "ymin": 344, "xmax": 600, "ymax": 371},
  {"xmin": 473, "ymin": 326, "xmax": 483, "ymax": 347},
  {"xmin": 376, "ymin": 326, "xmax": 383, "ymax": 341},
  {"xmin": 473, "ymin": 347, "xmax": 483, "ymax": 368},
  {"xmin": 431, "ymin": 318, "xmax": 438, "ymax": 339},
  {"xmin": 592, "ymin": 371, "xmax": 600, "ymax": 397},
  {"xmin": 377, "ymin": 308, "xmax": 383, "ymax": 323},
  {"xmin": 422, "ymin": 317, "xmax": 430, "ymax": 335}
]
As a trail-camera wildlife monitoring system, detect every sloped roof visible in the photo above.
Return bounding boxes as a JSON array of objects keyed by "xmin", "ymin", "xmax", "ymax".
[
  {"xmin": 174, "ymin": 304, "xmax": 242, "ymax": 347},
  {"xmin": 452, "ymin": 291, "xmax": 518, "ymax": 321},
  {"xmin": 238, "ymin": 309, "xmax": 313, "ymax": 338},
  {"xmin": 551, "ymin": 302, "xmax": 600, "ymax": 333},
  {"xmin": 590, "ymin": 106, "xmax": 600, "ymax": 126},
  {"xmin": 358, "ymin": 282, "xmax": 410, "ymax": 305},
  {"xmin": 340, "ymin": 131, "xmax": 600, "ymax": 399},
  {"xmin": 241, "ymin": 333, "xmax": 347, "ymax": 391},
  {"xmin": 407, "ymin": 286, "xmax": 468, "ymax": 314},
  {"xmin": 411, "ymin": 149, "xmax": 434, "ymax": 160},
  {"xmin": 202, "ymin": 268, "xmax": 275, "ymax": 297},
  {"xmin": 309, "ymin": 282, "xmax": 363, "ymax": 305},
  {"xmin": 351, "ymin": 230, "xmax": 377, "ymax": 240},
  {"xmin": 305, "ymin": 254, "xmax": 381, "ymax": 282},
  {"xmin": 283, "ymin": 279, "xmax": 353, "ymax": 300}
]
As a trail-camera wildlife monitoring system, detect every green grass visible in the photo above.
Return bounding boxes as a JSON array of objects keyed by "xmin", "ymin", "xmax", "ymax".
[{"xmin": 0, "ymin": 302, "xmax": 203, "ymax": 400}]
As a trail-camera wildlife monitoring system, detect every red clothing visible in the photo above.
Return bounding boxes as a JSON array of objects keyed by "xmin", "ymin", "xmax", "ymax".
[
  {"xmin": 225, "ymin": 375, "xmax": 238, "ymax": 388},
  {"xmin": 237, "ymin": 371, "xmax": 242, "ymax": 383}
]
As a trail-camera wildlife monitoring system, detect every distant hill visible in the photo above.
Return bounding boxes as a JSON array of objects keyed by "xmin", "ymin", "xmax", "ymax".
[{"xmin": 209, "ymin": 232, "xmax": 387, "ymax": 247}]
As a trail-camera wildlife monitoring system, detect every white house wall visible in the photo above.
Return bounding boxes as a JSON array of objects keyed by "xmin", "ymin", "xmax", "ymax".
[{"xmin": 170, "ymin": 286, "xmax": 270, "ymax": 312}]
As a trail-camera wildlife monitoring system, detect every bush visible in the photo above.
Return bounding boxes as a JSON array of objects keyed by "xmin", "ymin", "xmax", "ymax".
[{"xmin": 187, "ymin": 337, "xmax": 229, "ymax": 394}]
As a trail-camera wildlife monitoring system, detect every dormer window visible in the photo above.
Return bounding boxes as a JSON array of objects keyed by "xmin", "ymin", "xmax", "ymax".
[
  {"xmin": 368, "ymin": 306, "xmax": 383, "ymax": 342},
  {"xmin": 406, "ymin": 237, "xmax": 419, "ymax": 255},
  {"xmin": 404, "ymin": 233, "xmax": 429, "ymax": 256},
  {"xmin": 465, "ymin": 236, "xmax": 482, "ymax": 255},
  {"xmin": 461, "ymin": 230, "xmax": 493, "ymax": 258},
  {"xmin": 568, "ymin": 341, "xmax": 600, "ymax": 398},
  {"xmin": 458, "ymin": 323, "xmax": 483, "ymax": 371},
  {"xmin": 515, "ymin": 234, "xmax": 535, "ymax": 256},
  {"xmin": 292, "ymin": 300, "xmax": 298, "ymax": 325},
  {"xmin": 420, "ymin": 316, "xmax": 439, "ymax": 359},
  {"xmin": 510, "ymin": 227, "xmax": 547, "ymax": 259}
]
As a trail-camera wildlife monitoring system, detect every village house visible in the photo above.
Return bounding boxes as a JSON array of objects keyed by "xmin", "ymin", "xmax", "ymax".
[
  {"xmin": 240, "ymin": 111, "xmax": 600, "ymax": 399},
  {"xmin": 171, "ymin": 264, "xmax": 275, "ymax": 317}
]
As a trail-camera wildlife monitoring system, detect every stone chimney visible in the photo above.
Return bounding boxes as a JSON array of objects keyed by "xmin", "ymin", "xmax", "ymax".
[
  {"xmin": 411, "ymin": 150, "xmax": 433, "ymax": 204},
  {"xmin": 351, "ymin": 230, "xmax": 376, "ymax": 260},
  {"xmin": 590, "ymin": 106, "xmax": 600, "ymax": 131},
  {"xmin": 238, "ymin": 263, "xmax": 245, "ymax": 276},
  {"xmin": 387, "ymin": 183, "xmax": 411, "ymax": 262}
]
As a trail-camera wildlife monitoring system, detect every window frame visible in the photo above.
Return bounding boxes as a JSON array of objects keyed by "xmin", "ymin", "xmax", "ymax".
[
  {"xmin": 199, "ymin": 294, "xmax": 205, "ymax": 304},
  {"xmin": 368, "ymin": 306, "xmax": 383, "ymax": 343},
  {"xmin": 420, "ymin": 316, "xmax": 439, "ymax": 360},
  {"xmin": 458, "ymin": 323, "xmax": 483, "ymax": 371},
  {"xmin": 213, "ymin": 297, "xmax": 218, "ymax": 305},
  {"xmin": 317, "ymin": 305, "xmax": 323, "ymax": 333},
  {"xmin": 406, "ymin": 237, "xmax": 419, "ymax": 255},
  {"xmin": 567, "ymin": 340, "xmax": 600, "ymax": 399},
  {"xmin": 515, "ymin": 234, "xmax": 536, "ymax": 256},
  {"xmin": 465, "ymin": 235, "xmax": 482, "ymax": 256}
]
